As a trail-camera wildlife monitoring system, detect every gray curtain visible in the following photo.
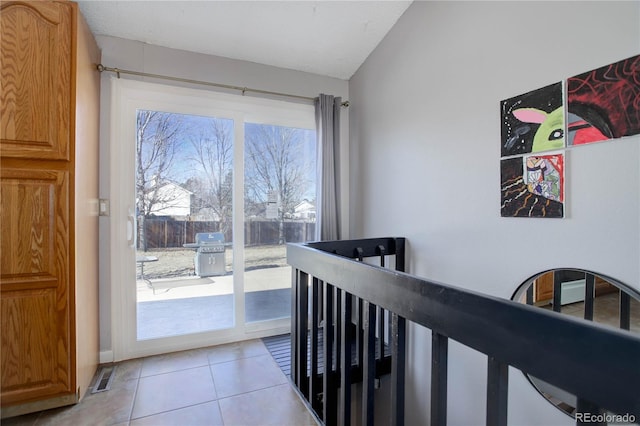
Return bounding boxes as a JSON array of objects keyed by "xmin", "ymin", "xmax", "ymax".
[{"xmin": 315, "ymin": 94, "xmax": 341, "ymax": 241}]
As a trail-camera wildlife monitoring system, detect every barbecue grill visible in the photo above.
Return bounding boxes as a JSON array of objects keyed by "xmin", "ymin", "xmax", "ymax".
[{"xmin": 183, "ymin": 232, "xmax": 226, "ymax": 277}]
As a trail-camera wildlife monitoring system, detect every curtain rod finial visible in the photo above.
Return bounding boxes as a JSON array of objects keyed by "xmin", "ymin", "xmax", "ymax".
[{"xmin": 341, "ymin": 101, "xmax": 350, "ymax": 108}]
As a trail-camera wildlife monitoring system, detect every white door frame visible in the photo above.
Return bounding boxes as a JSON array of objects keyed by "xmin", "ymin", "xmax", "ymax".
[{"xmin": 109, "ymin": 78, "xmax": 312, "ymax": 361}]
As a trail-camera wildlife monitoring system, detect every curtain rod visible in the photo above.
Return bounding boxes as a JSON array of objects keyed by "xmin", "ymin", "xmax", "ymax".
[{"xmin": 96, "ymin": 64, "xmax": 350, "ymax": 107}]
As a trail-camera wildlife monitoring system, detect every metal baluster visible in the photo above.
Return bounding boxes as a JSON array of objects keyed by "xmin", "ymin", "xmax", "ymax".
[
  {"xmin": 362, "ymin": 301, "xmax": 377, "ymax": 426},
  {"xmin": 310, "ymin": 277, "xmax": 322, "ymax": 412},
  {"xmin": 336, "ymin": 288, "xmax": 342, "ymax": 381},
  {"xmin": 620, "ymin": 290, "xmax": 631, "ymax": 331},
  {"xmin": 395, "ymin": 238, "xmax": 406, "ymax": 272},
  {"xmin": 291, "ymin": 268, "xmax": 299, "ymax": 384},
  {"xmin": 431, "ymin": 332, "xmax": 448, "ymax": 426},
  {"xmin": 553, "ymin": 270, "xmax": 562, "ymax": 313},
  {"xmin": 296, "ymin": 271, "xmax": 309, "ymax": 398},
  {"xmin": 376, "ymin": 245, "xmax": 387, "ymax": 362},
  {"xmin": 486, "ymin": 357, "xmax": 508, "ymax": 426},
  {"xmin": 390, "ymin": 314, "xmax": 406, "ymax": 426},
  {"xmin": 377, "ymin": 306, "xmax": 384, "ymax": 360},
  {"xmin": 584, "ymin": 273, "xmax": 595, "ymax": 321},
  {"xmin": 526, "ymin": 285, "xmax": 534, "ymax": 305},
  {"xmin": 357, "ymin": 297, "xmax": 364, "ymax": 370},
  {"xmin": 340, "ymin": 292, "xmax": 354, "ymax": 426},
  {"xmin": 323, "ymin": 282, "xmax": 337, "ymax": 425},
  {"xmin": 377, "ymin": 244, "xmax": 386, "ymax": 268}
]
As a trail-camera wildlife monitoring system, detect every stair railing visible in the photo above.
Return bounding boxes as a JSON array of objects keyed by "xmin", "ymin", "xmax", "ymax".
[{"xmin": 288, "ymin": 237, "xmax": 640, "ymax": 426}]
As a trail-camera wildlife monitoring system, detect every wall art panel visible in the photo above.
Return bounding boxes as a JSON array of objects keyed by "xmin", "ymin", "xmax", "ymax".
[
  {"xmin": 501, "ymin": 82, "xmax": 565, "ymax": 157},
  {"xmin": 501, "ymin": 153, "xmax": 564, "ymax": 218},
  {"xmin": 567, "ymin": 54, "xmax": 640, "ymax": 146}
]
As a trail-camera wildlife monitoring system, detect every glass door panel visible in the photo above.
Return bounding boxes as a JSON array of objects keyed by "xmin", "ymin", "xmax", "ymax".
[
  {"xmin": 135, "ymin": 110, "xmax": 235, "ymax": 340},
  {"xmin": 243, "ymin": 123, "xmax": 317, "ymax": 324}
]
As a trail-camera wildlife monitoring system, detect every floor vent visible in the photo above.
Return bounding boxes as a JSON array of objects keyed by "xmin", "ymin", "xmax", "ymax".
[{"xmin": 91, "ymin": 365, "xmax": 116, "ymax": 393}]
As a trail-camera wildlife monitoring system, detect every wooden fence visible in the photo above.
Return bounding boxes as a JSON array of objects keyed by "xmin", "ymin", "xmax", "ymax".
[{"xmin": 140, "ymin": 218, "xmax": 315, "ymax": 249}]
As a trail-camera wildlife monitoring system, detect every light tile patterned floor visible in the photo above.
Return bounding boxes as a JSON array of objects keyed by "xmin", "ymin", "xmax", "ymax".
[{"xmin": 3, "ymin": 339, "xmax": 319, "ymax": 426}]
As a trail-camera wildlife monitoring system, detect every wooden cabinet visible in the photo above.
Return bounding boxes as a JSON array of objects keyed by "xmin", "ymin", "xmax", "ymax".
[
  {"xmin": 0, "ymin": 1, "xmax": 71, "ymax": 160},
  {"xmin": 1, "ymin": 0, "xmax": 100, "ymax": 417},
  {"xmin": 534, "ymin": 271, "xmax": 554, "ymax": 303}
]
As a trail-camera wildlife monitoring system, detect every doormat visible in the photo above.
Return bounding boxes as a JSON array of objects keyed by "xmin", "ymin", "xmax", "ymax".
[{"xmin": 262, "ymin": 334, "xmax": 292, "ymax": 377}]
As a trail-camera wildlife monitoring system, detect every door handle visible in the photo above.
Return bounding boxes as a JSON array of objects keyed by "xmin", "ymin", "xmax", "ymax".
[{"xmin": 126, "ymin": 211, "xmax": 135, "ymax": 248}]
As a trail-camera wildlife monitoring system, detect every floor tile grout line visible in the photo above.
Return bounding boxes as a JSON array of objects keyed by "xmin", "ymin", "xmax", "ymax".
[
  {"xmin": 133, "ymin": 354, "xmax": 273, "ymax": 379},
  {"xmin": 130, "ymin": 358, "xmax": 220, "ymax": 422},
  {"xmin": 127, "ymin": 375, "xmax": 141, "ymax": 423},
  {"xmin": 128, "ymin": 397, "xmax": 220, "ymax": 423},
  {"xmin": 214, "ymin": 377, "xmax": 291, "ymax": 401},
  {"xmin": 208, "ymin": 355, "xmax": 220, "ymax": 402},
  {"xmin": 139, "ymin": 361, "xmax": 214, "ymax": 379},
  {"xmin": 207, "ymin": 352, "xmax": 274, "ymax": 367},
  {"xmin": 210, "ymin": 361, "xmax": 229, "ymax": 426}
]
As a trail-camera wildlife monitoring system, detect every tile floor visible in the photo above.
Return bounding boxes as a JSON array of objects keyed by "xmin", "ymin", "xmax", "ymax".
[{"xmin": 3, "ymin": 339, "xmax": 319, "ymax": 426}]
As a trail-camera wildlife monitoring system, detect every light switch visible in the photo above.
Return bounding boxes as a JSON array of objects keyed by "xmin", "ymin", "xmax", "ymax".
[{"xmin": 99, "ymin": 199, "xmax": 110, "ymax": 216}]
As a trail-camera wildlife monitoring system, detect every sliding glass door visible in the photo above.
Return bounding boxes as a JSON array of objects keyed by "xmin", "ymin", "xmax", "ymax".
[
  {"xmin": 110, "ymin": 79, "xmax": 316, "ymax": 361},
  {"xmin": 243, "ymin": 123, "xmax": 316, "ymax": 324},
  {"xmin": 134, "ymin": 110, "xmax": 236, "ymax": 340}
]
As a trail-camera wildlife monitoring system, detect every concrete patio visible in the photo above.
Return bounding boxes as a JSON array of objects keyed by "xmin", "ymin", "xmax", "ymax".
[{"xmin": 137, "ymin": 266, "xmax": 291, "ymax": 340}]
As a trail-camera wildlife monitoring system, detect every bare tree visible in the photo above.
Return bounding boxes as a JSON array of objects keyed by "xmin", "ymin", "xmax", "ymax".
[
  {"xmin": 136, "ymin": 110, "xmax": 183, "ymax": 250},
  {"xmin": 189, "ymin": 118, "xmax": 234, "ymax": 234},
  {"xmin": 245, "ymin": 124, "xmax": 313, "ymax": 244}
]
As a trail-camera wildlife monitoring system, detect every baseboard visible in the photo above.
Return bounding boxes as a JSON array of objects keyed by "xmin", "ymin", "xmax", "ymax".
[
  {"xmin": 99, "ymin": 350, "xmax": 114, "ymax": 364},
  {"xmin": 560, "ymin": 279, "xmax": 586, "ymax": 305}
]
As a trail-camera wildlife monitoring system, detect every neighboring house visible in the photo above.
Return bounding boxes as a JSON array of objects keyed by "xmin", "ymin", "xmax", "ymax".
[
  {"xmin": 292, "ymin": 199, "xmax": 316, "ymax": 220},
  {"xmin": 147, "ymin": 180, "xmax": 193, "ymax": 219}
]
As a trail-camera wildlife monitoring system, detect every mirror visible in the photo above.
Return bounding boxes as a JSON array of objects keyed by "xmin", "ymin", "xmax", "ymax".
[{"xmin": 512, "ymin": 269, "xmax": 640, "ymax": 418}]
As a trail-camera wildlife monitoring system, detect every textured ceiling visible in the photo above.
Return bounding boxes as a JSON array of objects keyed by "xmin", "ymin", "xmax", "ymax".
[{"xmin": 77, "ymin": 1, "xmax": 413, "ymax": 80}]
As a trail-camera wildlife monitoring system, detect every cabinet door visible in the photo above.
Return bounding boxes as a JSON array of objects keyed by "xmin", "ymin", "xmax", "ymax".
[
  {"xmin": 534, "ymin": 271, "xmax": 554, "ymax": 303},
  {"xmin": 0, "ymin": 1, "xmax": 71, "ymax": 160},
  {"xmin": 0, "ymin": 165, "xmax": 72, "ymax": 405}
]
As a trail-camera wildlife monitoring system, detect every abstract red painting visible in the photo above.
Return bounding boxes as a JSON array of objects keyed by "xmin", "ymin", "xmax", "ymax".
[{"xmin": 567, "ymin": 54, "xmax": 640, "ymax": 145}]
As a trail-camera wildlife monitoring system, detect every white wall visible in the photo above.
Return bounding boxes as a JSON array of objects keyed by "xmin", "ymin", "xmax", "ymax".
[
  {"xmin": 97, "ymin": 36, "xmax": 349, "ymax": 355},
  {"xmin": 349, "ymin": 1, "xmax": 639, "ymax": 425}
]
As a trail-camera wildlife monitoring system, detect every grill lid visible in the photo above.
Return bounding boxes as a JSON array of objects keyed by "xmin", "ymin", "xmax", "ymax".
[{"xmin": 195, "ymin": 232, "xmax": 225, "ymax": 245}]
